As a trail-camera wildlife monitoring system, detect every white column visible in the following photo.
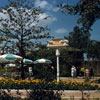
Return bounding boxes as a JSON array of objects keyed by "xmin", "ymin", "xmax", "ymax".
[{"xmin": 56, "ymin": 49, "xmax": 60, "ymax": 82}]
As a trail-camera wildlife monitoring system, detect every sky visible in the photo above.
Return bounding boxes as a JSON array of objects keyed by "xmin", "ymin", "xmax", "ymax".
[{"xmin": 0, "ymin": 0, "xmax": 100, "ymax": 42}]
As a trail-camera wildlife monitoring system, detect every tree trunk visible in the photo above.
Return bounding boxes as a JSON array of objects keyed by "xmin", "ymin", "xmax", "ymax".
[{"xmin": 21, "ymin": 60, "xmax": 25, "ymax": 79}]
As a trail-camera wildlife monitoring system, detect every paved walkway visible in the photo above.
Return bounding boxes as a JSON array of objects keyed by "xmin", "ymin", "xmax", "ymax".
[
  {"xmin": 1, "ymin": 89, "xmax": 100, "ymax": 99},
  {"xmin": 60, "ymin": 76, "xmax": 100, "ymax": 82},
  {"xmin": 61, "ymin": 90, "xmax": 100, "ymax": 99}
]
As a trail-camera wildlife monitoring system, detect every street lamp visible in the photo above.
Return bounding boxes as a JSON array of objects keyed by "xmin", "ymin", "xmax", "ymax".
[{"xmin": 47, "ymin": 38, "xmax": 68, "ymax": 82}]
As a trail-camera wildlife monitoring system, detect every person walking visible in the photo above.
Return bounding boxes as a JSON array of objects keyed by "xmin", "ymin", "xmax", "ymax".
[
  {"xmin": 81, "ymin": 67, "xmax": 85, "ymax": 77},
  {"xmin": 74, "ymin": 66, "xmax": 76, "ymax": 77},
  {"xmin": 90, "ymin": 68, "xmax": 94, "ymax": 78},
  {"xmin": 71, "ymin": 65, "xmax": 76, "ymax": 78},
  {"xmin": 76, "ymin": 67, "xmax": 80, "ymax": 78}
]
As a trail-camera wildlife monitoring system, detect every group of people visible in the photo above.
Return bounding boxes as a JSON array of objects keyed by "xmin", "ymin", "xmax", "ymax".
[{"xmin": 71, "ymin": 65, "xmax": 94, "ymax": 78}]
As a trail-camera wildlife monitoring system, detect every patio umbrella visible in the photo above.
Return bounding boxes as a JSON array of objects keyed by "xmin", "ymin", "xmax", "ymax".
[
  {"xmin": 5, "ymin": 63, "xmax": 16, "ymax": 68},
  {"xmin": 0, "ymin": 54, "xmax": 23, "ymax": 63},
  {"xmin": 23, "ymin": 58, "xmax": 33, "ymax": 64},
  {"xmin": 4, "ymin": 63, "xmax": 20, "ymax": 78},
  {"xmin": 4, "ymin": 63, "xmax": 20, "ymax": 68},
  {"xmin": 34, "ymin": 58, "xmax": 52, "ymax": 64}
]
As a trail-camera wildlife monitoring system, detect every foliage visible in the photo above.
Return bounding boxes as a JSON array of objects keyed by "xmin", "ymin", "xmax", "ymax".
[
  {"xmin": 28, "ymin": 89, "xmax": 61, "ymax": 100},
  {"xmin": 0, "ymin": 0, "xmax": 50, "ymax": 56},
  {"xmin": 33, "ymin": 64, "xmax": 56, "ymax": 81},
  {"xmin": 58, "ymin": 0, "xmax": 100, "ymax": 62},
  {"xmin": 28, "ymin": 44, "xmax": 56, "ymax": 81},
  {"xmin": 98, "ymin": 79, "xmax": 100, "ymax": 83},
  {"xmin": 67, "ymin": 26, "xmax": 90, "ymax": 51},
  {"xmin": 0, "ymin": 78, "xmax": 99, "ymax": 90},
  {"xmin": 93, "ymin": 78, "xmax": 100, "ymax": 84},
  {"xmin": 0, "ymin": 0, "xmax": 51, "ymax": 79},
  {"xmin": 58, "ymin": 0, "xmax": 100, "ymax": 30},
  {"xmin": 86, "ymin": 40, "xmax": 100, "ymax": 60},
  {"xmin": 0, "ymin": 67, "xmax": 6, "ymax": 73}
]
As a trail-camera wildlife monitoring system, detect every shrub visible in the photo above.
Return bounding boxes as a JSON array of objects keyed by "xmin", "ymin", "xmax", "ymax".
[
  {"xmin": 0, "ymin": 78, "xmax": 100, "ymax": 90},
  {"xmin": 28, "ymin": 89, "xmax": 61, "ymax": 100}
]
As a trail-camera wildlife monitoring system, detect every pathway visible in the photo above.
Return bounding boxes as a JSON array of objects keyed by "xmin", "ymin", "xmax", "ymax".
[{"xmin": 1, "ymin": 89, "xmax": 100, "ymax": 99}]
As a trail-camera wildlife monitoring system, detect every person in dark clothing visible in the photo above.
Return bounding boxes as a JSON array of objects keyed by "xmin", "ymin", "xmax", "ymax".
[
  {"xmin": 90, "ymin": 68, "xmax": 94, "ymax": 78},
  {"xmin": 76, "ymin": 67, "xmax": 80, "ymax": 78}
]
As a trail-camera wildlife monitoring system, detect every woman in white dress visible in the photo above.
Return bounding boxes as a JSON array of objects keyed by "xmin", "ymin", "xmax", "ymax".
[
  {"xmin": 71, "ymin": 65, "xmax": 76, "ymax": 78},
  {"xmin": 71, "ymin": 66, "xmax": 75, "ymax": 78}
]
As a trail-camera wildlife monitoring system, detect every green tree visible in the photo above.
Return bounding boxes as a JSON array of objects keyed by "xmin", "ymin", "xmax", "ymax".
[
  {"xmin": 0, "ymin": 35, "xmax": 10, "ymax": 54},
  {"xmin": 68, "ymin": 26, "xmax": 90, "ymax": 51},
  {"xmin": 28, "ymin": 44, "xmax": 56, "ymax": 81},
  {"xmin": 87, "ymin": 40, "xmax": 100, "ymax": 60},
  {"xmin": 0, "ymin": 0, "xmax": 50, "ymax": 79},
  {"xmin": 58, "ymin": 0, "xmax": 100, "ymax": 30},
  {"xmin": 58, "ymin": 0, "xmax": 100, "ymax": 64}
]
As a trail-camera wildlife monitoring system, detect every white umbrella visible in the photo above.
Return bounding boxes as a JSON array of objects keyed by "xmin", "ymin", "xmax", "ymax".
[
  {"xmin": 34, "ymin": 58, "xmax": 52, "ymax": 64},
  {"xmin": 23, "ymin": 58, "xmax": 33, "ymax": 64},
  {"xmin": 4, "ymin": 63, "xmax": 20, "ymax": 68},
  {"xmin": 0, "ymin": 54, "xmax": 23, "ymax": 63},
  {"xmin": 5, "ymin": 63, "xmax": 16, "ymax": 67}
]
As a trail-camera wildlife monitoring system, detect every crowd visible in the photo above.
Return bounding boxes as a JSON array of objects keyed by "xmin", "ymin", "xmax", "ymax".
[{"xmin": 71, "ymin": 65, "xmax": 94, "ymax": 78}]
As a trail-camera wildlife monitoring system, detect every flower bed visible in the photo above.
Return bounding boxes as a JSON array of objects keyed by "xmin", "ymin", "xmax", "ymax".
[
  {"xmin": 0, "ymin": 78, "xmax": 99, "ymax": 90},
  {"xmin": 94, "ymin": 78, "xmax": 100, "ymax": 84}
]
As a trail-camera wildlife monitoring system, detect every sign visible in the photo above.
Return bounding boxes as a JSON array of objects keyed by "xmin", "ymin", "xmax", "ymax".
[{"xmin": 47, "ymin": 38, "xmax": 68, "ymax": 48}]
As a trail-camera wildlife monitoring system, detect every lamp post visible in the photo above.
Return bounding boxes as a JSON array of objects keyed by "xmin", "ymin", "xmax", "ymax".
[
  {"xmin": 56, "ymin": 49, "xmax": 60, "ymax": 82},
  {"xmin": 47, "ymin": 38, "xmax": 68, "ymax": 82}
]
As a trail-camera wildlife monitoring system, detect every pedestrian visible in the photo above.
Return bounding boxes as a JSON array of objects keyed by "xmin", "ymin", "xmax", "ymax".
[
  {"xmin": 80, "ymin": 67, "xmax": 85, "ymax": 77},
  {"xmin": 76, "ymin": 67, "xmax": 80, "ymax": 78},
  {"xmin": 71, "ymin": 65, "xmax": 76, "ymax": 78},
  {"xmin": 71, "ymin": 66, "xmax": 74, "ymax": 78},
  {"xmin": 85, "ymin": 68, "xmax": 89, "ymax": 77},
  {"xmin": 74, "ymin": 66, "xmax": 76, "ymax": 77},
  {"xmin": 90, "ymin": 68, "xmax": 94, "ymax": 78}
]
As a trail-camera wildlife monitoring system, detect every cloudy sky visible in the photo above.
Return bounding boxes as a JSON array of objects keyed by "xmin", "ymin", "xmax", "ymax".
[{"xmin": 0, "ymin": 0, "xmax": 100, "ymax": 41}]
